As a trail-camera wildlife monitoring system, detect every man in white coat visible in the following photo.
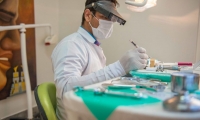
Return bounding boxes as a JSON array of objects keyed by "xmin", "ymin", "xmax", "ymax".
[{"xmin": 51, "ymin": 0, "xmax": 148, "ymax": 119}]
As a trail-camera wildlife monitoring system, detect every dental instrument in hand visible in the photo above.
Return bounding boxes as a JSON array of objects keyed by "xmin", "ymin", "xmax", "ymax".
[
  {"xmin": 129, "ymin": 39, "xmax": 138, "ymax": 48},
  {"xmin": 129, "ymin": 39, "xmax": 150, "ymax": 65}
]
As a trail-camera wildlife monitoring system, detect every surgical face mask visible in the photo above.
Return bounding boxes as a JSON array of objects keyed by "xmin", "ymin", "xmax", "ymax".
[{"xmin": 89, "ymin": 14, "xmax": 114, "ymax": 40}]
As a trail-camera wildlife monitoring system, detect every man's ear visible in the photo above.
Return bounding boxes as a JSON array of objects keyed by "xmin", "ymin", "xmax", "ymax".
[{"xmin": 84, "ymin": 9, "xmax": 92, "ymax": 22}]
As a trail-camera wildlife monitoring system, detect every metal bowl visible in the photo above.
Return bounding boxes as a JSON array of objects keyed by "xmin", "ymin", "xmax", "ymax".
[
  {"xmin": 163, "ymin": 92, "xmax": 200, "ymax": 112},
  {"xmin": 171, "ymin": 72, "xmax": 200, "ymax": 93}
]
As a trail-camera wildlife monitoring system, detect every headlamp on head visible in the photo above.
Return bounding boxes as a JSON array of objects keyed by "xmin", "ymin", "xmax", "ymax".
[{"xmin": 85, "ymin": 1, "xmax": 126, "ymax": 25}]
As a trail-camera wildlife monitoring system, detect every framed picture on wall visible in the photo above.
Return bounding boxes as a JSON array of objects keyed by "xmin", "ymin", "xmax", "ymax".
[{"xmin": 0, "ymin": 0, "xmax": 36, "ymax": 100}]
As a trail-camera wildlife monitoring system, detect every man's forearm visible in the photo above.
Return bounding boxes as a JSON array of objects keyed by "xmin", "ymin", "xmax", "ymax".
[{"xmin": 56, "ymin": 61, "xmax": 126, "ymax": 99}]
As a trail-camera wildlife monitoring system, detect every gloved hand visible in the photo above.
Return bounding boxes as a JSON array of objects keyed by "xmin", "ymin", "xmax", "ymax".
[{"xmin": 119, "ymin": 47, "xmax": 148, "ymax": 74}]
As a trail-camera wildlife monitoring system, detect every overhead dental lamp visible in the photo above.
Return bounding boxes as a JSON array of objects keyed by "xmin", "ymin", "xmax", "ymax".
[{"xmin": 125, "ymin": 0, "xmax": 157, "ymax": 12}]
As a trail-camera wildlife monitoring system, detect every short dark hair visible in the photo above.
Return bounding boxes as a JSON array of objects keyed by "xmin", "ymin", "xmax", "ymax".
[{"xmin": 81, "ymin": 0, "xmax": 119, "ymax": 25}]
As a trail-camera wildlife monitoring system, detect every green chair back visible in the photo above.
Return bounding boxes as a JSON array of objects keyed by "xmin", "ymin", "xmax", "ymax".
[{"xmin": 34, "ymin": 82, "xmax": 57, "ymax": 120}]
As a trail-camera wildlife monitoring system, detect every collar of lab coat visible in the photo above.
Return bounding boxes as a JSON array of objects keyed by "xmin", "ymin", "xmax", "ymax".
[{"xmin": 78, "ymin": 27, "xmax": 100, "ymax": 46}]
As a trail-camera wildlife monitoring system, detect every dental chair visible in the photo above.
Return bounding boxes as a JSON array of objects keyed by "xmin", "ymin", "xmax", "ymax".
[{"xmin": 34, "ymin": 82, "xmax": 57, "ymax": 120}]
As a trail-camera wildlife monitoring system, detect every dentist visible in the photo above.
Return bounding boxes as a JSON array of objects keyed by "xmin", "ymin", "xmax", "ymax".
[{"xmin": 51, "ymin": 0, "xmax": 148, "ymax": 119}]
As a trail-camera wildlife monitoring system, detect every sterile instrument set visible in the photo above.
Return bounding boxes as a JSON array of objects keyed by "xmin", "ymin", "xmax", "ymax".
[
  {"xmin": 73, "ymin": 39, "xmax": 200, "ymax": 113},
  {"xmin": 74, "ymin": 71, "xmax": 200, "ymax": 112}
]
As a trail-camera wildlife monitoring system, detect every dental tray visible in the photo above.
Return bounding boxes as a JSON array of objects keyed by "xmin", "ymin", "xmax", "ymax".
[{"xmin": 129, "ymin": 70, "xmax": 171, "ymax": 82}]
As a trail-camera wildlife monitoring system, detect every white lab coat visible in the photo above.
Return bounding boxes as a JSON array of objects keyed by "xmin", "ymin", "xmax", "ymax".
[{"xmin": 51, "ymin": 27, "xmax": 126, "ymax": 120}]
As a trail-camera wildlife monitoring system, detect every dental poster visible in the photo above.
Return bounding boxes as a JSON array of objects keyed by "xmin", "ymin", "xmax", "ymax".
[{"xmin": 0, "ymin": 0, "xmax": 36, "ymax": 100}]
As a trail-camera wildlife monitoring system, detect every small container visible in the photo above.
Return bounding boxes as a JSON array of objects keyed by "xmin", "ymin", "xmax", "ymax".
[{"xmin": 171, "ymin": 72, "xmax": 200, "ymax": 93}]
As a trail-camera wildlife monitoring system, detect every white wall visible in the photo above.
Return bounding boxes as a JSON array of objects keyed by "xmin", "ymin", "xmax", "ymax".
[
  {"xmin": 0, "ymin": 0, "xmax": 59, "ymax": 119},
  {"xmin": 59, "ymin": 0, "xmax": 85, "ymax": 40},
  {"xmin": 102, "ymin": 0, "xmax": 200, "ymax": 64},
  {"xmin": 196, "ymin": 4, "xmax": 200, "ymax": 62},
  {"xmin": 59, "ymin": 0, "xmax": 200, "ymax": 65},
  {"xmin": 1, "ymin": 0, "xmax": 200, "ymax": 119}
]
